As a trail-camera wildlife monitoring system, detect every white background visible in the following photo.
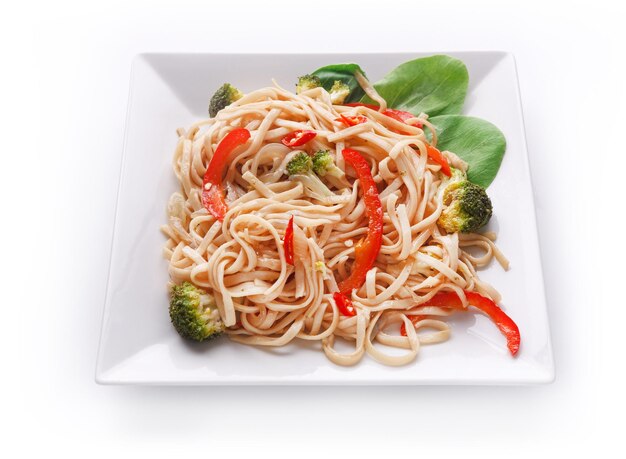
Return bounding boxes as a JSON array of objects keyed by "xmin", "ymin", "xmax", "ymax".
[{"xmin": 2, "ymin": 0, "xmax": 624, "ymax": 456}]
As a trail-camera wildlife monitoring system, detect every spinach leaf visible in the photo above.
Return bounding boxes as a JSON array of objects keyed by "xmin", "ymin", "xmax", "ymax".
[
  {"xmin": 312, "ymin": 63, "xmax": 367, "ymax": 103},
  {"xmin": 429, "ymin": 115, "xmax": 506, "ymax": 188},
  {"xmin": 364, "ymin": 55, "xmax": 469, "ymax": 117}
]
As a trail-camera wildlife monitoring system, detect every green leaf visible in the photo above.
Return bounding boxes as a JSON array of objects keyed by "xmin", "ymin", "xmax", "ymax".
[
  {"xmin": 429, "ymin": 115, "xmax": 506, "ymax": 188},
  {"xmin": 312, "ymin": 63, "xmax": 367, "ymax": 103},
  {"xmin": 364, "ymin": 55, "xmax": 469, "ymax": 117}
]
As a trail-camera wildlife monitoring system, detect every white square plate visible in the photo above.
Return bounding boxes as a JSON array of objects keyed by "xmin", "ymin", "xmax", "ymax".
[{"xmin": 96, "ymin": 52, "xmax": 554, "ymax": 385}]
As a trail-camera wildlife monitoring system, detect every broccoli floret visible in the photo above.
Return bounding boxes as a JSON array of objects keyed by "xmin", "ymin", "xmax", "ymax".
[
  {"xmin": 312, "ymin": 150, "xmax": 346, "ymax": 180},
  {"xmin": 169, "ymin": 282, "xmax": 225, "ymax": 341},
  {"xmin": 286, "ymin": 152, "xmax": 337, "ymax": 201},
  {"xmin": 438, "ymin": 171, "xmax": 493, "ymax": 233},
  {"xmin": 329, "ymin": 80, "xmax": 350, "ymax": 104},
  {"xmin": 209, "ymin": 83, "xmax": 243, "ymax": 117},
  {"xmin": 296, "ymin": 74, "xmax": 321, "ymax": 94},
  {"xmin": 286, "ymin": 151, "xmax": 314, "ymax": 175}
]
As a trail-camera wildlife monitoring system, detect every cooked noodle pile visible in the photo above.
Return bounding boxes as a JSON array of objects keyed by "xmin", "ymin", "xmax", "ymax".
[{"xmin": 162, "ymin": 80, "xmax": 509, "ymax": 366}]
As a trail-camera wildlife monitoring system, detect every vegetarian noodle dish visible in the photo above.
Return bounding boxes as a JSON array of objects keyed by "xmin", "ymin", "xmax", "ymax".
[{"xmin": 161, "ymin": 55, "xmax": 519, "ymax": 366}]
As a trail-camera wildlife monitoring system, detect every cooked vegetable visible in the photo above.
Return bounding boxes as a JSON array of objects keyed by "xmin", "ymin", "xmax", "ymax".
[
  {"xmin": 283, "ymin": 215, "xmax": 295, "ymax": 266},
  {"xmin": 311, "ymin": 150, "xmax": 345, "ymax": 180},
  {"xmin": 335, "ymin": 114, "xmax": 368, "ymax": 127},
  {"xmin": 399, "ymin": 315, "xmax": 428, "ymax": 336},
  {"xmin": 286, "ymin": 152, "xmax": 313, "ymax": 176},
  {"xmin": 401, "ymin": 290, "xmax": 520, "ymax": 356},
  {"xmin": 202, "ymin": 128, "xmax": 251, "ymax": 221},
  {"xmin": 209, "ymin": 83, "xmax": 243, "ymax": 117},
  {"xmin": 336, "ymin": 148, "xmax": 383, "ymax": 296},
  {"xmin": 296, "ymin": 74, "xmax": 321, "ymax": 94},
  {"xmin": 285, "ymin": 152, "xmax": 336, "ymax": 201},
  {"xmin": 425, "ymin": 144, "xmax": 451, "ymax": 177},
  {"xmin": 169, "ymin": 282, "xmax": 225, "ymax": 341},
  {"xmin": 343, "ymin": 102, "xmax": 423, "ymax": 130},
  {"xmin": 438, "ymin": 169, "xmax": 493, "ymax": 233},
  {"xmin": 281, "ymin": 130, "xmax": 317, "ymax": 147},
  {"xmin": 384, "ymin": 108, "xmax": 422, "ymax": 128},
  {"xmin": 329, "ymin": 80, "xmax": 350, "ymax": 104},
  {"xmin": 311, "ymin": 63, "xmax": 367, "ymax": 102},
  {"xmin": 333, "ymin": 292, "xmax": 356, "ymax": 317}
]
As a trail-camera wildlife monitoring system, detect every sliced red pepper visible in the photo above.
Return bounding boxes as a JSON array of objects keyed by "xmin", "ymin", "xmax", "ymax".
[
  {"xmin": 399, "ymin": 315, "xmax": 428, "ymax": 336},
  {"xmin": 337, "ymin": 148, "xmax": 383, "ymax": 295},
  {"xmin": 343, "ymin": 103, "xmax": 422, "ymax": 128},
  {"xmin": 335, "ymin": 114, "xmax": 368, "ymax": 127},
  {"xmin": 383, "ymin": 109, "xmax": 423, "ymax": 128},
  {"xmin": 201, "ymin": 128, "xmax": 251, "ymax": 221},
  {"xmin": 400, "ymin": 291, "xmax": 520, "ymax": 356},
  {"xmin": 281, "ymin": 130, "xmax": 317, "ymax": 147},
  {"xmin": 333, "ymin": 292, "xmax": 356, "ymax": 317},
  {"xmin": 424, "ymin": 145, "xmax": 452, "ymax": 177},
  {"xmin": 283, "ymin": 215, "xmax": 295, "ymax": 266}
]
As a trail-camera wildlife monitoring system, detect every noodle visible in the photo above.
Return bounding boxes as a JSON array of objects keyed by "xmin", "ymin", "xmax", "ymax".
[{"xmin": 161, "ymin": 78, "xmax": 508, "ymax": 366}]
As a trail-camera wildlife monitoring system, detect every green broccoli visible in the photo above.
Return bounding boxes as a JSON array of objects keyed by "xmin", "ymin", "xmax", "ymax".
[
  {"xmin": 312, "ymin": 150, "xmax": 346, "ymax": 180},
  {"xmin": 438, "ymin": 170, "xmax": 493, "ymax": 233},
  {"xmin": 296, "ymin": 74, "xmax": 321, "ymax": 94},
  {"xmin": 329, "ymin": 80, "xmax": 350, "ymax": 104},
  {"xmin": 286, "ymin": 152, "xmax": 337, "ymax": 202},
  {"xmin": 169, "ymin": 282, "xmax": 225, "ymax": 341},
  {"xmin": 209, "ymin": 83, "xmax": 243, "ymax": 117},
  {"xmin": 286, "ymin": 151, "xmax": 313, "ymax": 176}
]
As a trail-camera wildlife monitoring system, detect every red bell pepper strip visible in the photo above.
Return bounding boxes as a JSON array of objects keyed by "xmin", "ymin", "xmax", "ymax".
[
  {"xmin": 400, "ymin": 291, "xmax": 520, "ymax": 356},
  {"xmin": 283, "ymin": 215, "xmax": 295, "ymax": 266},
  {"xmin": 383, "ymin": 109, "xmax": 422, "ymax": 128},
  {"xmin": 337, "ymin": 148, "xmax": 383, "ymax": 295},
  {"xmin": 399, "ymin": 315, "xmax": 428, "ymax": 336},
  {"xmin": 281, "ymin": 130, "xmax": 317, "ymax": 147},
  {"xmin": 343, "ymin": 103, "xmax": 422, "ymax": 128},
  {"xmin": 335, "ymin": 114, "xmax": 368, "ymax": 127},
  {"xmin": 425, "ymin": 145, "xmax": 451, "ymax": 177},
  {"xmin": 333, "ymin": 292, "xmax": 356, "ymax": 317},
  {"xmin": 201, "ymin": 128, "xmax": 251, "ymax": 221}
]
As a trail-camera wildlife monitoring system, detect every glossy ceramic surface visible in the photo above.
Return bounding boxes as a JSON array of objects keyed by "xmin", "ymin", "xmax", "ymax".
[{"xmin": 96, "ymin": 52, "xmax": 554, "ymax": 384}]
